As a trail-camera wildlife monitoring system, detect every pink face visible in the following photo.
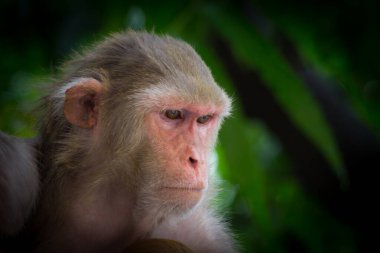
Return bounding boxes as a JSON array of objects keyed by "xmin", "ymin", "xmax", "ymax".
[{"xmin": 145, "ymin": 102, "xmax": 222, "ymax": 205}]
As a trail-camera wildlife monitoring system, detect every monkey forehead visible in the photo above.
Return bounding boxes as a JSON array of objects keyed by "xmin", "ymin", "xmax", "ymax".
[{"xmin": 131, "ymin": 82, "xmax": 232, "ymax": 116}]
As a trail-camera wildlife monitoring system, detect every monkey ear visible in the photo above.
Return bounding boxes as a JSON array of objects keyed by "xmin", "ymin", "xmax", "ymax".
[{"xmin": 63, "ymin": 78, "xmax": 104, "ymax": 129}]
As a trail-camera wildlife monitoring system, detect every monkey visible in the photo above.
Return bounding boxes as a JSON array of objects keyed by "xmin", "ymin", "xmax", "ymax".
[
  {"xmin": 0, "ymin": 30, "xmax": 236, "ymax": 253},
  {"xmin": 0, "ymin": 132, "xmax": 39, "ymax": 236},
  {"xmin": 126, "ymin": 238, "xmax": 194, "ymax": 253}
]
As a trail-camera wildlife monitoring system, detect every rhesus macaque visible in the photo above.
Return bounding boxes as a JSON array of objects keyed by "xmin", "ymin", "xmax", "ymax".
[
  {"xmin": 126, "ymin": 239, "xmax": 193, "ymax": 253},
  {"xmin": 0, "ymin": 132, "xmax": 39, "ymax": 236},
  {"xmin": 0, "ymin": 31, "xmax": 236, "ymax": 253}
]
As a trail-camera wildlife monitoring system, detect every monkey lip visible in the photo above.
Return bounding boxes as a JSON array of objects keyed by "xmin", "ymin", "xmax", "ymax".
[{"xmin": 160, "ymin": 186, "xmax": 204, "ymax": 192}]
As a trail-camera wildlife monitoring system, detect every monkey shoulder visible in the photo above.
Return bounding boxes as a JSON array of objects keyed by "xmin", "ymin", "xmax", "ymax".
[{"xmin": 0, "ymin": 132, "xmax": 39, "ymax": 236}]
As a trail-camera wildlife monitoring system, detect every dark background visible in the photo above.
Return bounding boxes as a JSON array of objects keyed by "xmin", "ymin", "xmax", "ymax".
[{"xmin": 1, "ymin": 0, "xmax": 379, "ymax": 252}]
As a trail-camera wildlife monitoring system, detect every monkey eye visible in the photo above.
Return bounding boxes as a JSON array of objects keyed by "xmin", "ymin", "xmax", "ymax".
[
  {"xmin": 164, "ymin": 109, "xmax": 183, "ymax": 120},
  {"xmin": 197, "ymin": 115, "xmax": 213, "ymax": 124}
]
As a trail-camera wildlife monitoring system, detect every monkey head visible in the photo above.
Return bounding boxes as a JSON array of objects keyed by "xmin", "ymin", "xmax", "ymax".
[{"xmin": 56, "ymin": 31, "xmax": 231, "ymax": 222}]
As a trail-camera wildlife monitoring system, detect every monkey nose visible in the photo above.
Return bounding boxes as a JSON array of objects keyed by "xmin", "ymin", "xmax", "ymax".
[{"xmin": 188, "ymin": 156, "xmax": 199, "ymax": 169}]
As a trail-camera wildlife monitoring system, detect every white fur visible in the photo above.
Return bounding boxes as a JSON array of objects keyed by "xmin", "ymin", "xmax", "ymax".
[
  {"xmin": 151, "ymin": 205, "xmax": 237, "ymax": 253},
  {"xmin": 54, "ymin": 77, "xmax": 95, "ymax": 99},
  {"xmin": 132, "ymin": 83, "xmax": 232, "ymax": 118}
]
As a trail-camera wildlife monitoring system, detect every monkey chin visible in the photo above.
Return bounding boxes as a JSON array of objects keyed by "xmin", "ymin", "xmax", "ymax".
[{"xmin": 159, "ymin": 187, "xmax": 204, "ymax": 215}]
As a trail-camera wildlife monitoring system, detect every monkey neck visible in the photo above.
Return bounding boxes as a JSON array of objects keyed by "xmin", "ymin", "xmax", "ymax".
[
  {"xmin": 34, "ymin": 127, "xmax": 200, "ymax": 245},
  {"xmin": 33, "ymin": 169, "xmax": 138, "ymax": 246}
]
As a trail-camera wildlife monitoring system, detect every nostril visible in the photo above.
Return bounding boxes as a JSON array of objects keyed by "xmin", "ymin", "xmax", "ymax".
[{"xmin": 189, "ymin": 157, "xmax": 198, "ymax": 166}]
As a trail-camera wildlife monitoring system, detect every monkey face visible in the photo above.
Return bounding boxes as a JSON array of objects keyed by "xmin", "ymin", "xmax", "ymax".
[{"xmin": 139, "ymin": 102, "xmax": 222, "ymax": 213}]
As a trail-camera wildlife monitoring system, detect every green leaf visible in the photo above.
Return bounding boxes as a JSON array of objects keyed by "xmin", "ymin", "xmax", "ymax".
[{"xmin": 205, "ymin": 6, "xmax": 346, "ymax": 183}]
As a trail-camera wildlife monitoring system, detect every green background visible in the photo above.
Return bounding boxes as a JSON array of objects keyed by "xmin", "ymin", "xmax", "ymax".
[{"xmin": 1, "ymin": 0, "xmax": 379, "ymax": 252}]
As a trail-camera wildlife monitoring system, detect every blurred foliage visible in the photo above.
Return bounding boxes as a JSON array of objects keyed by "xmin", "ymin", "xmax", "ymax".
[{"xmin": 1, "ymin": 0, "xmax": 379, "ymax": 252}]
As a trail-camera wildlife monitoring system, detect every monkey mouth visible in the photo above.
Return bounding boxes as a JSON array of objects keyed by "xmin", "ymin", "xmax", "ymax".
[{"xmin": 160, "ymin": 186, "xmax": 204, "ymax": 192}]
